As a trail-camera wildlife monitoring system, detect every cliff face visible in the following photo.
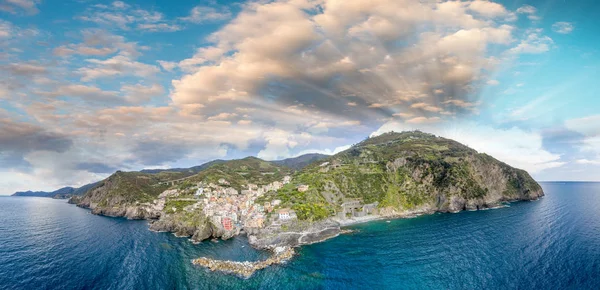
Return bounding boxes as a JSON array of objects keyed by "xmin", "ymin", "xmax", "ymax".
[
  {"xmin": 149, "ymin": 213, "xmax": 239, "ymax": 243},
  {"xmin": 71, "ymin": 171, "xmax": 184, "ymax": 219}
]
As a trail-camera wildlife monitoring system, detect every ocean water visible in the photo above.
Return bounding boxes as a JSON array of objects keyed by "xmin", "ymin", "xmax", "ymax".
[{"xmin": 1, "ymin": 182, "xmax": 599, "ymax": 289}]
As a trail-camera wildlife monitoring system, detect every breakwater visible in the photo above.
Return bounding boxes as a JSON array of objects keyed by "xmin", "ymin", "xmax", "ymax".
[{"xmin": 192, "ymin": 247, "xmax": 295, "ymax": 278}]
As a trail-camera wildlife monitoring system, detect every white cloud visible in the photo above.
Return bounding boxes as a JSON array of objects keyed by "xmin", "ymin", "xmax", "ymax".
[
  {"xmin": 297, "ymin": 144, "xmax": 351, "ymax": 157},
  {"xmin": 180, "ymin": 6, "xmax": 231, "ymax": 23},
  {"xmin": 158, "ymin": 60, "xmax": 177, "ymax": 72},
  {"xmin": 552, "ymin": 22, "xmax": 574, "ymax": 34},
  {"xmin": 576, "ymin": 159, "xmax": 600, "ymax": 165},
  {"xmin": 468, "ymin": 0, "xmax": 509, "ymax": 18},
  {"xmin": 170, "ymin": 0, "xmax": 526, "ymax": 124},
  {"xmin": 137, "ymin": 23, "xmax": 181, "ymax": 32},
  {"xmin": 516, "ymin": 5, "xmax": 537, "ymax": 14},
  {"xmin": 0, "ymin": 19, "xmax": 14, "ymax": 38},
  {"xmin": 121, "ymin": 83, "xmax": 164, "ymax": 104},
  {"xmin": 510, "ymin": 29, "xmax": 553, "ymax": 54},
  {"xmin": 372, "ymin": 121, "xmax": 564, "ymax": 173},
  {"xmin": 0, "ymin": 0, "xmax": 40, "ymax": 15},
  {"xmin": 406, "ymin": 116, "xmax": 441, "ymax": 124},
  {"xmin": 257, "ymin": 130, "xmax": 312, "ymax": 161},
  {"xmin": 78, "ymin": 55, "xmax": 160, "ymax": 81},
  {"xmin": 565, "ymin": 115, "xmax": 600, "ymax": 137},
  {"xmin": 565, "ymin": 115, "xmax": 600, "ymax": 157},
  {"xmin": 487, "ymin": 79, "xmax": 499, "ymax": 85},
  {"xmin": 78, "ymin": 2, "xmax": 180, "ymax": 32},
  {"xmin": 53, "ymin": 29, "xmax": 144, "ymax": 58}
]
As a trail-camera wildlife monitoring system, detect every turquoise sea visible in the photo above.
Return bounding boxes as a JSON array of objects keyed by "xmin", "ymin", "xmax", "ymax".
[{"xmin": 1, "ymin": 182, "xmax": 599, "ymax": 289}]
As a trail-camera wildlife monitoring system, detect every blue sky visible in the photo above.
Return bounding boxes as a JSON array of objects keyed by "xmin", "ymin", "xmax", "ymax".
[{"xmin": 1, "ymin": 0, "xmax": 599, "ymax": 194}]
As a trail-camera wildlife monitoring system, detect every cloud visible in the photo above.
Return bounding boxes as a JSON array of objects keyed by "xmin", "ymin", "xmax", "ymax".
[
  {"xmin": 516, "ymin": 5, "xmax": 536, "ymax": 15},
  {"xmin": 170, "ymin": 0, "xmax": 528, "ymax": 128},
  {"xmin": 257, "ymin": 129, "xmax": 308, "ymax": 161},
  {"xmin": 565, "ymin": 115, "xmax": 600, "ymax": 157},
  {"xmin": 137, "ymin": 23, "xmax": 181, "ymax": 32},
  {"xmin": 510, "ymin": 29, "xmax": 553, "ymax": 54},
  {"xmin": 180, "ymin": 6, "xmax": 231, "ymax": 23},
  {"xmin": 1, "ymin": 0, "xmax": 566, "ymax": 193},
  {"xmin": 487, "ymin": 79, "xmax": 499, "ymax": 85},
  {"xmin": 132, "ymin": 140, "xmax": 193, "ymax": 165},
  {"xmin": 552, "ymin": 22, "xmax": 574, "ymax": 34},
  {"xmin": 121, "ymin": 83, "xmax": 164, "ymax": 104},
  {"xmin": 576, "ymin": 159, "xmax": 600, "ymax": 165},
  {"xmin": 207, "ymin": 112, "xmax": 237, "ymax": 121},
  {"xmin": 5, "ymin": 62, "xmax": 46, "ymax": 75},
  {"xmin": 467, "ymin": 0, "xmax": 510, "ymax": 18},
  {"xmin": 53, "ymin": 29, "xmax": 146, "ymax": 59},
  {"xmin": 372, "ymin": 121, "xmax": 564, "ymax": 173},
  {"xmin": 78, "ymin": 55, "xmax": 160, "ymax": 81},
  {"xmin": 47, "ymin": 84, "xmax": 121, "ymax": 103},
  {"xmin": 0, "ymin": 0, "xmax": 40, "ymax": 15},
  {"xmin": 406, "ymin": 116, "xmax": 441, "ymax": 124},
  {"xmin": 75, "ymin": 162, "xmax": 118, "ymax": 173},
  {"xmin": 297, "ymin": 144, "xmax": 351, "ymax": 157},
  {"xmin": 516, "ymin": 5, "xmax": 539, "ymax": 20},
  {"xmin": 158, "ymin": 60, "xmax": 177, "ymax": 72},
  {"xmin": 78, "ymin": 2, "xmax": 180, "ymax": 32},
  {"xmin": 0, "ymin": 19, "xmax": 14, "ymax": 38},
  {"xmin": 0, "ymin": 118, "xmax": 73, "ymax": 169},
  {"xmin": 565, "ymin": 115, "xmax": 600, "ymax": 137}
]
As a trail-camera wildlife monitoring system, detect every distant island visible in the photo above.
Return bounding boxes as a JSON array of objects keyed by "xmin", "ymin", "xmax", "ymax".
[
  {"xmin": 12, "ymin": 182, "xmax": 99, "ymax": 199},
  {"xmin": 17, "ymin": 131, "xmax": 544, "ymax": 277}
]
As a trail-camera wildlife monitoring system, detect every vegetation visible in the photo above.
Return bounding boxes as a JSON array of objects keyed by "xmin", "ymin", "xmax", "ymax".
[
  {"xmin": 292, "ymin": 203, "xmax": 331, "ymax": 221},
  {"xmin": 184, "ymin": 157, "xmax": 293, "ymax": 191},
  {"xmin": 164, "ymin": 199, "xmax": 197, "ymax": 214},
  {"xmin": 293, "ymin": 131, "xmax": 541, "ymax": 212},
  {"xmin": 80, "ymin": 131, "xmax": 542, "ymax": 220},
  {"xmin": 95, "ymin": 171, "xmax": 188, "ymax": 207}
]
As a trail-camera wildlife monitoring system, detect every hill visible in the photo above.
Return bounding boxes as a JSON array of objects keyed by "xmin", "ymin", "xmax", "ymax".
[
  {"xmin": 71, "ymin": 157, "xmax": 293, "ymax": 218},
  {"xmin": 181, "ymin": 157, "xmax": 293, "ymax": 190},
  {"xmin": 273, "ymin": 153, "xmax": 329, "ymax": 170},
  {"xmin": 12, "ymin": 187, "xmax": 75, "ymax": 198},
  {"xmin": 140, "ymin": 160, "xmax": 226, "ymax": 174},
  {"xmin": 259, "ymin": 131, "xmax": 544, "ymax": 220}
]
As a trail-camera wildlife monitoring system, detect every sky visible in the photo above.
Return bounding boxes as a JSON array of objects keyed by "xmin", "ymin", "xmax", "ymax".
[{"xmin": 1, "ymin": 0, "xmax": 599, "ymax": 195}]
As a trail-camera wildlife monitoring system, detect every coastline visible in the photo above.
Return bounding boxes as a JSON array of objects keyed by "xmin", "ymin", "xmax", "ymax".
[{"xmin": 191, "ymin": 198, "xmax": 543, "ymax": 278}]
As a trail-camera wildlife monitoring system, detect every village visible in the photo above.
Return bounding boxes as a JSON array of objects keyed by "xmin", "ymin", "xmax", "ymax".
[{"xmin": 155, "ymin": 175, "xmax": 312, "ymax": 233}]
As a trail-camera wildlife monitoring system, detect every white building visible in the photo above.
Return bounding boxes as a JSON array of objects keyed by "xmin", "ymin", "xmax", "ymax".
[
  {"xmin": 297, "ymin": 184, "xmax": 309, "ymax": 192},
  {"xmin": 278, "ymin": 208, "xmax": 295, "ymax": 220},
  {"xmin": 283, "ymin": 176, "xmax": 291, "ymax": 184}
]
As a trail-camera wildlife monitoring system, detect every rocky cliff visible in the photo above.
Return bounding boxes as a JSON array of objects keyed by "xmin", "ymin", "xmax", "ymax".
[
  {"xmin": 70, "ymin": 170, "xmax": 185, "ymax": 219},
  {"xmin": 149, "ymin": 210, "xmax": 239, "ymax": 243}
]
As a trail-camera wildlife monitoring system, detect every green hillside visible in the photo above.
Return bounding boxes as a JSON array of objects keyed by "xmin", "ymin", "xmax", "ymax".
[
  {"xmin": 260, "ymin": 131, "xmax": 543, "ymax": 220},
  {"xmin": 180, "ymin": 157, "xmax": 293, "ymax": 191}
]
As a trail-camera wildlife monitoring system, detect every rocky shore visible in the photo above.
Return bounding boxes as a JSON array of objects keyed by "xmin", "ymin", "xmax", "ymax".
[
  {"xmin": 149, "ymin": 215, "xmax": 239, "ymax": 243},
  {"xmin": 247, "ymin": 220, "xmax": 342, "ymax": 249},
  {"xmin": 192, "ymin": 246, "xmax": 295, "ymax": 278}
]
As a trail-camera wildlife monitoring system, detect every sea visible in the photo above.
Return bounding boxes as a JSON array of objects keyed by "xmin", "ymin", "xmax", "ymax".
[{"xmin": 1, "ymin": 182, "xmax": 599, "ymax": 289}]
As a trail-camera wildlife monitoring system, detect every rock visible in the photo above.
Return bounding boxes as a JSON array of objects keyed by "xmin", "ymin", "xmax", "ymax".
[
  {"xmin": 192, "ymin": 247, "xmax": 295, "ymax": 278},
  {"xmin": 248, "ymin": 220, "xmax": 341, "ymax": 250}
]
